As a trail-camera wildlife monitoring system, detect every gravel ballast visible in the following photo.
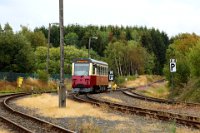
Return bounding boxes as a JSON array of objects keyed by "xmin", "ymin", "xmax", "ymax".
[
  {"xmin": 92, "ymin": 91, "xmax": 200, "ymax": 118},
  {"xmin": 0, "ymin": 122, "xmax": 17, "ymax": 133},
  {"xmin": 7, "ymin": 93, "xmax": 200, "ymax": 133}
]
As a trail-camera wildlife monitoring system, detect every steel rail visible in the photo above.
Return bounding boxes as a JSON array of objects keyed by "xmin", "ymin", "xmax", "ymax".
[
  {"xmin": 0, "ymin": 93, "xmax": 26, "ymax": 98},
  {"xmin": 123, "ymin": 90, "xmax": 200, "ymax": 106},
  {"xmin": 73, "ymin": 94, "xmax": 200, "ymax": 129},
  {"xmin": 123, "ymin": 90, "xmax": 176, "ymax": 104},
  {"xmin": 2, "ymin": 93, "xmax": 75, "ymax": 133},
  {"xmin": 0, "ymin": 116, "xmax": 33, "ymax": 133}
]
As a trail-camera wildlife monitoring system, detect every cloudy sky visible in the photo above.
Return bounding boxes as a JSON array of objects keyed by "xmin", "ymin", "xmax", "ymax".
[{"xmin": 0, "ymin": 0, "xmax": 200, "ymax": 37}]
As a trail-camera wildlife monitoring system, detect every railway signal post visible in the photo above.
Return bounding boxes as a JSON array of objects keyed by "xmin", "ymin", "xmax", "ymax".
[
  {"xmin": 108, "ymin": 70, "xmax": 114, "ymax": 81},
  {"xmin": 109, "ymin": 70, "xmax": 116, "ymax": 90}
]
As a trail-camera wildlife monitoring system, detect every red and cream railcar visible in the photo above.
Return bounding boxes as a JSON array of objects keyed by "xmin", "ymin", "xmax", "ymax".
[{"xmin": 72, "ymin": 58, "xmax": 108, "ymax": 93}]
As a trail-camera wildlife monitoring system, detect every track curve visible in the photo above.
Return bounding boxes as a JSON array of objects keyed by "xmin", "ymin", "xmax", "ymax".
[
  {"xmin": 122, "ymin": 90, "xmax": 200, "ymax": 106},
  {"xmin": 73, "ymin": 93, "xmax": 200, "ymax": 129},
  {"xmin": 0, "ymin": 93, "xmax": 75, "ymax": 133}
]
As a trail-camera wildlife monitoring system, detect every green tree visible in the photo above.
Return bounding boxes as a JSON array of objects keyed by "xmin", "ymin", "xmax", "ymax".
[
  {"xmin": 0, "ymin": 24, "xmax": 3, "ymax": 32},
  {"xmin": 140, "ymin": 28, "xmax": 169, "ymax": 74},
  {"xmin": 49, "ymin": 25, "xmax": 60, "ymax": 47},
  {"xmin": 127, "ymin": 41, "xmax": 154, "ymax": 75},
  {"xmin": 34, "ymin": 46, "xmax": 47, "ymax": 71},
  {"xmin": 34, "ymin": 45, "xmax": 99, "ymax": 74},
  {"xmin": 188, "ymin": 41, "xmax": 200, "ymax": 77},
  {"xmin": 0, "ymin": 24, "xmax": 34, "ymax": 72},
  {"xmin": 105, "ymin": 40, "xmax": 154, "ymax": 76},
  {"xmin": 20, "ymin": 26, "xmax": 46, "ymax": 49},
  {"xmin": 64, "ymin": 32, "xmax": 79, "ymax": 45},
  {"xmin": 164, "ymin": 33, "xmax": 200, "ymax": 95},
  {"xmin": 34, "ymin": 26, "xmax": 48, "ymax": 39},
  {"xmin": 35, "ymin": 24, "xmax": 169, "ymax": 73},
  {"xmin": 4, "ymin": 23, "xmax": 13, "ymax": 33}
]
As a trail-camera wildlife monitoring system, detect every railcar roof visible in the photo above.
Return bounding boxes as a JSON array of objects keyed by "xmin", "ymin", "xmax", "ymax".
[{"xmin": 73, "ymin": 58, "xmax": 108, "ymax": 66}]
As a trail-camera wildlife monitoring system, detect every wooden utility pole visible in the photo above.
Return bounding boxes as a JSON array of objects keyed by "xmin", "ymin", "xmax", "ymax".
[{"xmin": 59, "ymin": 0, "xmax": 66, "ymax": 108}]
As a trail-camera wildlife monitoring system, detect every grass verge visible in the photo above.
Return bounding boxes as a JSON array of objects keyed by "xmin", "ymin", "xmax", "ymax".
[
  {"xmin": 136, "ymin": 81, "xmax": 169, "ymax": 99},
  {"xmin": 177, "ymin": 78, "xmax": 200, "ymax": 102}
]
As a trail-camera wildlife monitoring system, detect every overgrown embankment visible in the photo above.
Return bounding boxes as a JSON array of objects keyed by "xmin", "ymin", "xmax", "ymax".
[
  {"xmin": 0, "ymin": 78, "xmax": 57, "ymax": 93},
  {"xmin": 121, "ymin": 75, "xmax": 163, "ymax": 88},
  {"xmin": 174, "ymin": 78, "xmax": 200, "ymax": 102},
  {"xmin": 163, "ymin": 34, "xmax": 200, "ymax": 103}
]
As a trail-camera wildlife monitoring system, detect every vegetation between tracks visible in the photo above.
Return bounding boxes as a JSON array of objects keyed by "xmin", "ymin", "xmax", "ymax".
[
  {"xmin": 177, "ymin": 78, "xmax": 200, "ymax": 102},
  {"xmin": 13, "ymin": 93, "xmax": 200, "ymax": 133},
  {"xmin": 136, "ymin": 81, "xmax": 169, "ymax": 99},
  {"xmin": 14, "ymin": 93, "xmax": 126, "ymax": 120},
  {"xmin": 122, "ymin": 75, "xmax": 163, "ymax": 88}
]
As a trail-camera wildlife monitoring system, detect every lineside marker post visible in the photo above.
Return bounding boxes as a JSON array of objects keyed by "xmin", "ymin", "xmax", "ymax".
[
  {"xmin": 170, "ymin": 59, "xmax": 176, "ymax": 90},
  {"xmin": 59, "ymin": 0, "xmax": 66, "ymax": 108}
]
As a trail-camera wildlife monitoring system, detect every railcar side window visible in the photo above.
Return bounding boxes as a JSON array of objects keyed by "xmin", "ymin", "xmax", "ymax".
[
  {"xmin": 99, "ymin": 66, "xmax": 101, "ymax": 75},
  {"xmin": 94, "ymin": 65, "xmax": 108, "ymax": 75},
  {"xmin": 103, "ymin": 67, "xmax": 105, "ymax": 75},
  {"xmin": 93, "ymin": 64, "xmax": 96, "ymax": 75},
  {"xmin": 100, "ymin": 66, "xmax": 102, "ymax": 75},
  {"xmin": 74, "ymin": 63, "xmax": 89, "ymax": 76},
  {"xmin": 104, "ymin": 67, "xmax": 107, "ymax": 75},
  {"xmin": 97, "ymin": 66, "xmax": 99, "ymax": 75},
  {"xmin": 101, "ymin": 66, "xmax": 103, "ymax": 75}
]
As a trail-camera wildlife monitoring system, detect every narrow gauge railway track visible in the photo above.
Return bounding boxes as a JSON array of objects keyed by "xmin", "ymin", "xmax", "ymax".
[
  {"xmin": 122, "ymin": 90, "xmax": 200, "ymax": 106},
  {"xmin": 0, "ymin": 93, "xmax": 23, "ymax": 98},
  {"xmin": 0, "ymin": 93, "xmax": 32, "ymax": 133},
  {"xmin": 0, "ymin": 115, "xmax": 33, "ymax": 133},
  {"xmin": 73, "ymin": 94, "xmax": 200, "ymax": 129},
  {"xmin": 0, "ymin": 93, "xmax": 75, "ymax": 133}
]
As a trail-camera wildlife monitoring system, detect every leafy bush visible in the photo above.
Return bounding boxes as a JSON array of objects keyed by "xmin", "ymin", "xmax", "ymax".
[
  {"xmin": 188, "ymin": 41, "xmax": 200, "ymax": 77},
  {"xmin": 105, "ymin": 40, "xmax": 156, "ymax": 76},
  {"xmin": 37, "ymin": 70, "xmax": 49, "ymax": 82},
  {"xmin": 163, "ymin": 33, "xmax": 200, "ymax": 98},
  {"xmin": 115, "ymin": 75, "xmax": 136, "ymax": 85},
  {"xmin": 178, "ymin": 78, "xmax": 200, "ymax": 102},
  {"xmin": 164, "ymin": 53, "xmax": 190, "ymax": 87},
  {"xmin": 115, "ymin": 76, "xmax": 125, "ymax": 84},
  {"xmin": 35, "ymin": 46, "xmax": 100, "ymax": 75},
  {"xmin": 126, "ymin": 75, "xmax": 136, "ymax": 81}
]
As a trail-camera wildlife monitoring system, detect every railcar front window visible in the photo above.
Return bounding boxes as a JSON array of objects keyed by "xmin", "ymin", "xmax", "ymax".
[{"xmin": 74, "ymin": 64, "xmax": 89, "ymax": 76}]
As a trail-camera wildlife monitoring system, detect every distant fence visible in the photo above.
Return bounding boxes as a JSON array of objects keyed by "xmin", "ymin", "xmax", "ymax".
[
  {"xmin": 50, "ymin": 74, "xmax": 71, "ymax": 80},
  {"xmin": 0, "ymin": 72, "xmax": 71, "ymax": 82}
]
